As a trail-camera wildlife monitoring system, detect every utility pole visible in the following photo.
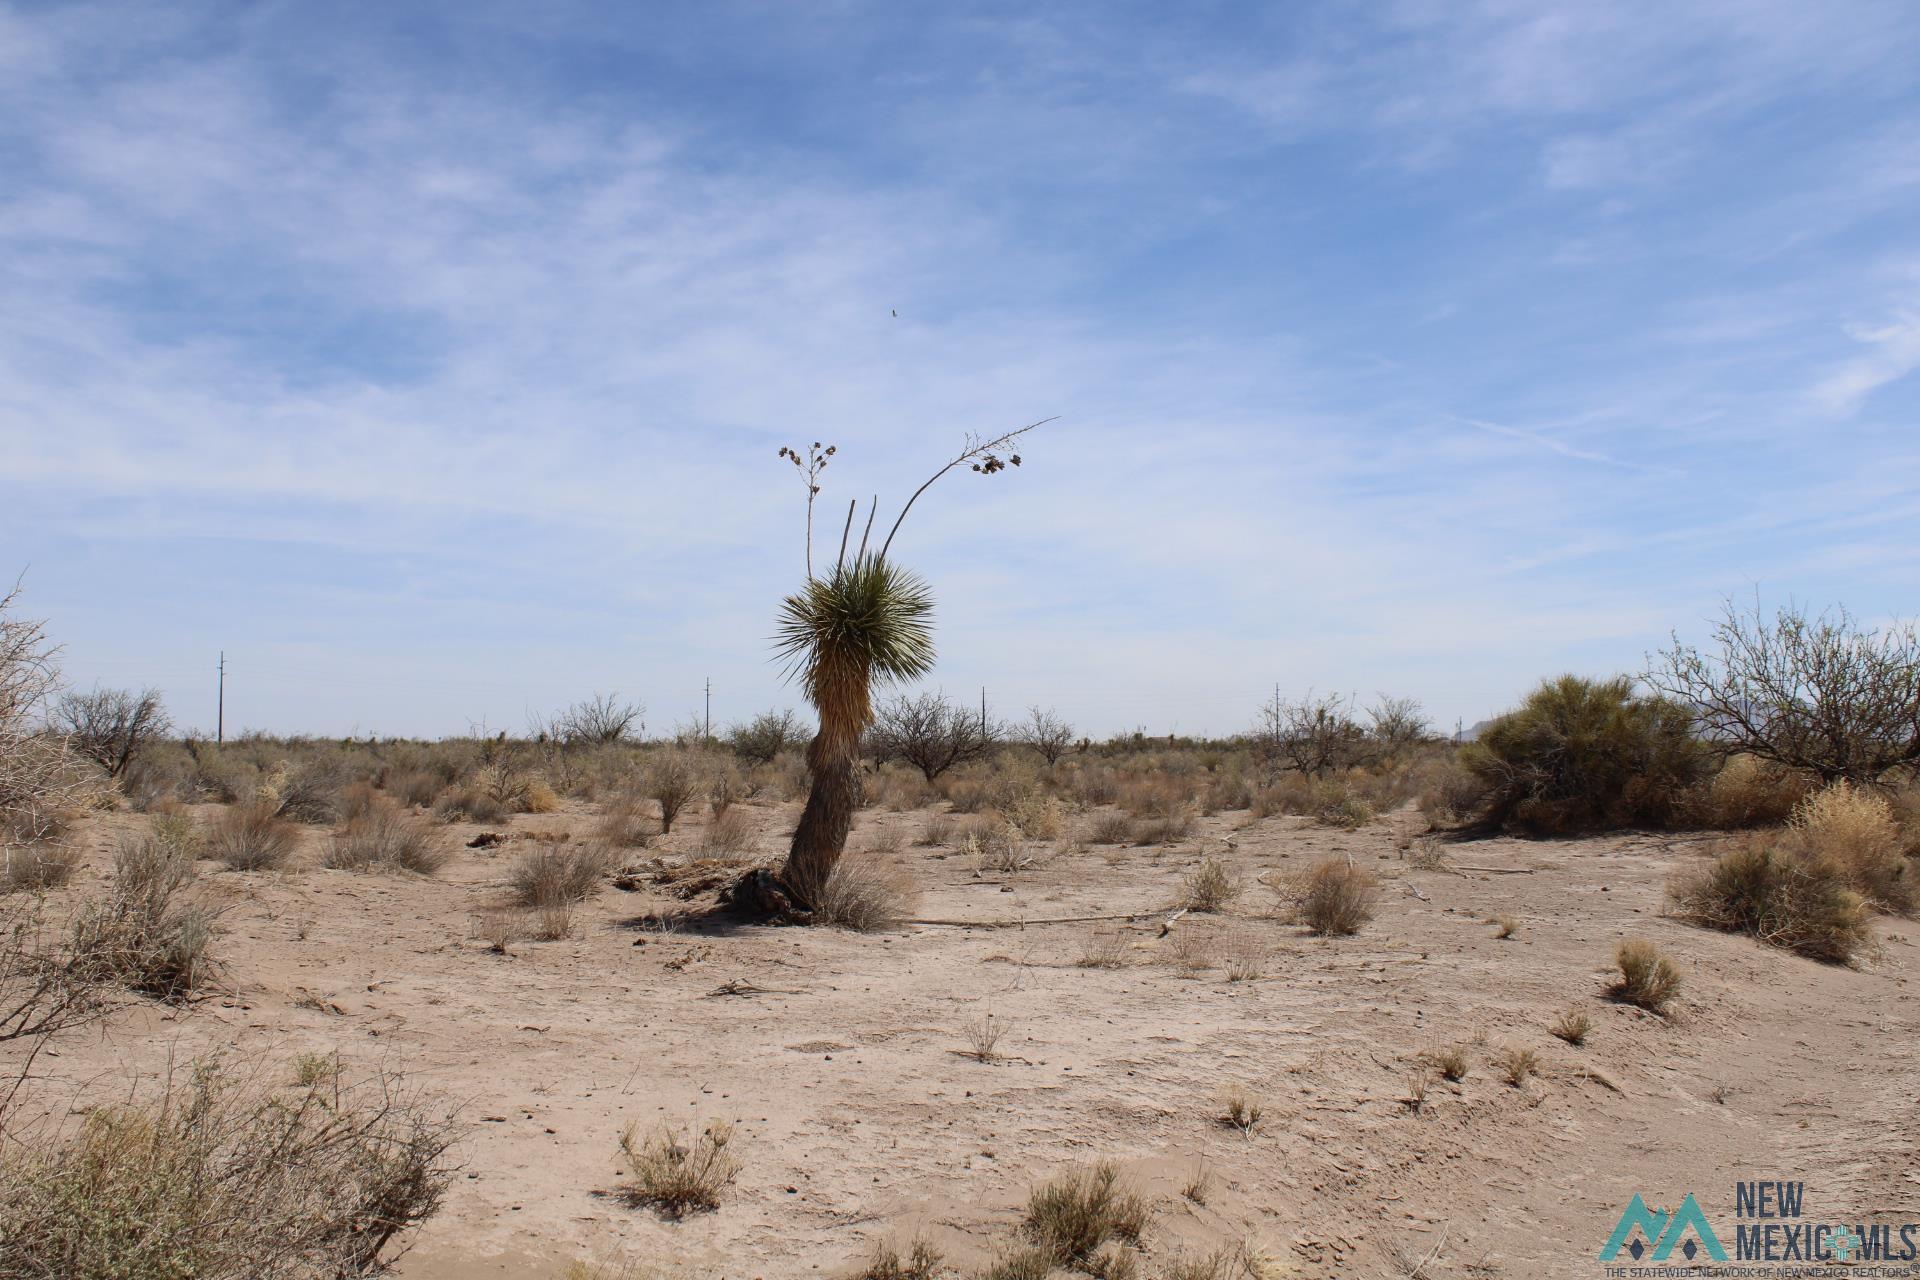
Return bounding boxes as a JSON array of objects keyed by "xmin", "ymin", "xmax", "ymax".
[
  {"xmin": 217, "ymin": 651, "xmax": 226, "ymax": 745},
  {"xmin": 704, "ymin": 677, "xmax": 712, "ymax": 742},
  {"xmin": 980, "ymin": 685, "xmax": 988, "ymax": 745}
]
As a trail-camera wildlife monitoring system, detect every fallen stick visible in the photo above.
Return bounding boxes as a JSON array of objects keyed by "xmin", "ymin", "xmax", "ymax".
[
  {"xmin": 1452, "ymin": 865, "xmax": 1537, "ymax": 875},
  {"xmin": 908, "ymin": 910, "xmax": 1161, "ymax": 929}
]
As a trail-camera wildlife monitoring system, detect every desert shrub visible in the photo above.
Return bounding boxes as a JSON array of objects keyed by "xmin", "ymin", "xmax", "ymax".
[
  {"xmin": 3, "ymin": 844, "xmax": 81, "ymax": 892},
  {"xmin": 595, "ymin": 794, "xmax": 659, "ymax": 849},
  {"xmin": 1132, "ymin": 810, "xmax": 1195, "ymax": 845},
  {"xmin": 724, "ymin": 709, "xmax": 803, "ymax": 765},
  {"xmin": 3, "ymin": 895, "xmax": 106, "ymax": 1042},
  {"xmin": 1550, "ymin": 1008, "xmax": 1592, "ymax": 1045},
  {"xmin": 1180, "ymin": 857, "xmax": 1241, "ymax": 912},
  {"xmin": 1076, "ymin": 930, "xmax": 1131, "ymax": 969},
  {"xmin": 1251, "ymin": 691, "xmax": 1372, "ymax": 779},
  {"xmin": 1414, "ymin": 753, "xmax": 1486, "ymax": 826},
  {"xmin": 204, "ymin": 801, "xmax": 300, "ymax": 871},
  {"xmin": 1314, "ymin": 786, "xmax": 1374, "ymax": 830},
  {"xmin": 1, "ymin": 589, "xmax": 99, "ymax": 850},
  {"xmin": 510, "ymin": 844, "xmax": 613, "ymax": 908},
  {"xmin": 1697, "ymin": 754, "xmax": 1809, "ymax": 829},
  {"xmin": 334, "ymin": 781, "xmax": 382, "ymax": 824},
  {"xmin": 388, "ymin": 769, "xmax": 441, "ymax": 808},
  {"xmin": 1022, "ymin": 1162, "xmax": 1149, "ymax": 1265},
  {"xmin": 0, "ymin": 1054, "xmax": 461, "ymax": 1276},
  {"xmin": 1000, "ymin": 789, "xmax": 1065, "ymax": 841},
  {"xmin": 707, "ymin": 762, "xmax": 745, "ymax": 819},
  {"xmin": 1670, "ymin": 838, "xmax": 1872, "ymax": 964},
  {"xmin": 959, "ymin": 1011, "xmax": 1011, "ymax": 1062},
  {"xmin": 1427, "ymin": 1044, "xmax": 1470, "ymax": 1082},
  {"xmin": 1279, "ymin": 858, "xmax": 1377, "ymax": 936},
  {"xmin": 858, "ymin": 1236, "xmax": 945, "ymax": 1280},
  {"xmin": 530, "ymin": 904, "xmax": 572, "ymax": 941},
  {"xmin": 1785, "ymin": 781, "xmax": 1913, "ymax": 913},
  {"xmin": 644, "ymin": 748, "xmax": 706, "ymax": 835},
  {"xmin": 1219, "ymin": 927, "xmax": 1267, "ymax": 981},
  {"xmin": 261, "ymin": 757, "xmax": 354, "ymax": 824},
  {"xmin": 1120, "ymin": 777, "xmax": 1193, "ymax": 820},
  {"xmin": 1611, "ymin": 939, "xmax": 1682, "ymax": 1012},
  {"xmin": 1498, "ymin": 1045, "xmax": 1539, "ymax": 1086},
  {"xmin": 471, "ymin": 908, "xmax": 527, "ymax": 955},
  {"xmin": 1649, "ymin": 599, "xmax": 1920, "ymax": 786},
  {"xmin": 918, "ymin": 814, "xmax": 954, "ymax": 846},
  {"xmin": 67, "ymin": 835, "xmax": 217, "ymax": 1002},
  {"xmin": 618, "ymin": 1121, "xmax": 740, "ymax": 1218},
  {"xmin": 1088, "ymin": 812, "xmax": 1138, "ymax": 844},
  {"xmin": 868, "ymin": 691, "xmax": 998, "ymax": 783},
  {"xmin": 1461, "ymin": 675, "xmax": 1707, "ymax": 834},
  {"xmin": 813, "ymin": 852, "xmax": 916, "ymax": 931},
  {"xmin": 1218, "ymin": 1084, "xmax": 1263, "ymax": 1134},
  {"xmin": 326, "ymin": 800, "xmax": 450, "ymax": 875},
  {"xmin": 432, "ymin": 784, "xmax": 509, "ymax": 825},
  {"xmin": 524, "ymin": 778, "xmax": 561, "ymax": 814},
  {"xmin": 695, "ymin": 809, "xmax": 754, "ymax": 860},
  {"xmin": 50, "ymin": 685, "xmax": 172, "ymax": 781}
]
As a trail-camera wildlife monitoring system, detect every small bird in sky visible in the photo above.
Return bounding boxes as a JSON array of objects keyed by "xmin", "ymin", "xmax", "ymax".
[{"xmin": 891, "ymin": 309, "xmax": 897, "ymax": 318}]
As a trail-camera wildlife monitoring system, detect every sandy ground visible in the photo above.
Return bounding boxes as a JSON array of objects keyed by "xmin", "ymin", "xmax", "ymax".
[{"xmin": 8, "ymin": 798, "xmax": 1918, "ymax": 1279}]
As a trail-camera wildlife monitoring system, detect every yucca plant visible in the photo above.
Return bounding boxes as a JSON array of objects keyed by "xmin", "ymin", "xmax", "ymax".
[{"xmin": 734, "ymin": 423, "xmax": 1049, "ymax": 915}]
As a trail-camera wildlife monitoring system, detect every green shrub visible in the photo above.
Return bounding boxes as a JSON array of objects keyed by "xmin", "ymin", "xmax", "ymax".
[{"xmin": 1461, "ymin": 675, "xmax": 1706, "ymax": 834}]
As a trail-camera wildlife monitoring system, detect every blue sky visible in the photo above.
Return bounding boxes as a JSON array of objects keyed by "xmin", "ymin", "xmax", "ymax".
[{"xmin": 3, "ymin": 1, "xmax": 1918, "ymax": 739}]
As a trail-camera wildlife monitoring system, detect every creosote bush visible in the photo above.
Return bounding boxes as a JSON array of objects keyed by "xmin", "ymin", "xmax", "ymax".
[
  {"xmin": 618, "ymin": 1121, "xmax": 741, "ymax": 1218},
  {"xmin": 1461, "ymin": 675, "xmax": 1706, "ymax": 834},
  {"xmin": 0, "ymin": 1054, "xmax": 462, "ymax": 1277},
  {"xmin": 1611, "ymin": 939, "xmax": 1682, "ymax": 1013}
]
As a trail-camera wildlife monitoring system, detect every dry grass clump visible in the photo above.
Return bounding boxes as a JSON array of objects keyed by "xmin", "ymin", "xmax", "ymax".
[
  {"xmin": 2, "ymin": 843, "xmax": 80, "ymax": 892},
  {"xmin": 325, "ymin": 799, "xmax": 450, "ymax": 875},
  {"xmin": 1088, "ymin": 812, "xmax": 1139, "ymax": 844},
  {"xmin": 1784, "ymin": 781, "xmax": 1913, "ymax": 914},
  {"xmin": 388, "ymin": 769, "xmax": 441, "ymax": 808},
  {"xmin": 1131, "ymin": 810, "xmax": 1196, "ymax": 845},
  {"xmin": 858, "ymin": 1236, "xmax": 945, "ymax": 1280},
  {"xmin": 471, "ymin": 908, "xmax": 528, "ymax": 955},
  {"xmin": 1076, "ymin": 929, "xmax": 1132, "ymax": 969},
  {"xmin": 0, "ymin": 1055, "xmax": 461, "ymax": 1277},
  {"xmin": 618, "ymin": 1120, "xmax": 740, "ymax": 1218},
  {"xmin": 432, "ymin": 783, "xmax": 511, "ymax": 825},
  {"xmin": 1427, "ymin": 1044, "xmax": 1471, "ymax": 1082},
  {"xmin": 524, "ymin": 778, "xmax": 562, "ymax": 814},
  {"xmin": 917, "ymin": 814, "xmax": 954, "ymax": 846},
  {"xmin": 967, "ymin": 822, "xmax": 1035, "ymax": 875},
  {"xmin": 1698, "ymin": 754, "xmax": 1809, "ymax": 829},
  {"xmin": 695, "ymin": 808, "xmax": 755, "ymax": 860},
  {"xmin": 1180, "ymin": 856, "xmax": 1242, "ymax": 912},
  {"xmin": 1270, "ymin": 858, "xmax": 1377, "ymax": 936},
  {"xmin": 1022, "ymin": 1162, "xmax": 1149, "ymax": 1267},
  {"xmin": 813, "ymin": 852, "xmax": 917, "ymax": 931},
  {"xmin": 959, "ymin": 1011, "xmax": 1012, "ymax": 1062},
  {"xmin": 1498, "ymin": 1044, "xmax": 1539, "ymax": 1086},
  {"xmin": 67, "ymin": 835, "xmax": 218, "ymax": 1002},
  {"xmin": 530, "ymin": 905, "xmax": 573, "ymax": 941},
  {"xmin": 1489, "ymin": 914, "xmax": 1519, "ymax": 940},
  {"xmin": 1610, "ymin": 939, "xmax": 1682, "ymax": 1013},
  {"xmin": 1218, "ymin": 1084, "xmax": 1263, "ymax": 1135},
  {"xmin": 1669, "ymin": 837, "xmax": 1872, "ymax": 964},
  {"xmin": 509, "ymin": 844, "xmax": 613, "ymax": 908},
  {"xmin": 204, "ymin": 800, "xmax": 300, "ymax": 871},
  {"xmin": 1121, "ymin": 776, "xmax": 1194, "ymax": 820},
  {"xmin": 594, "ymin": 794, "xmax": 660, "ymax": 849},
  {"xmin": 1549, "ymin": 1008, "xmax": 1592, "ymax": 1045},
  {"xmin": 1220, "ymin": 928, "xmax": 1267, "ymax": 982},
  {"xmin": 1161, "ymin": 1243, "xmax": 1272, "ymax": 1280}
]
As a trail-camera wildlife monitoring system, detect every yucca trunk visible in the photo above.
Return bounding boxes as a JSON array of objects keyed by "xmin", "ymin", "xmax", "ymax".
[
  {"xmin": 779, "ymin": 735, "xmax": 858, "ymax": 908},
  {"xmin": 778, "ymin": 665, "xmax": 869, "ymax": 909}
]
